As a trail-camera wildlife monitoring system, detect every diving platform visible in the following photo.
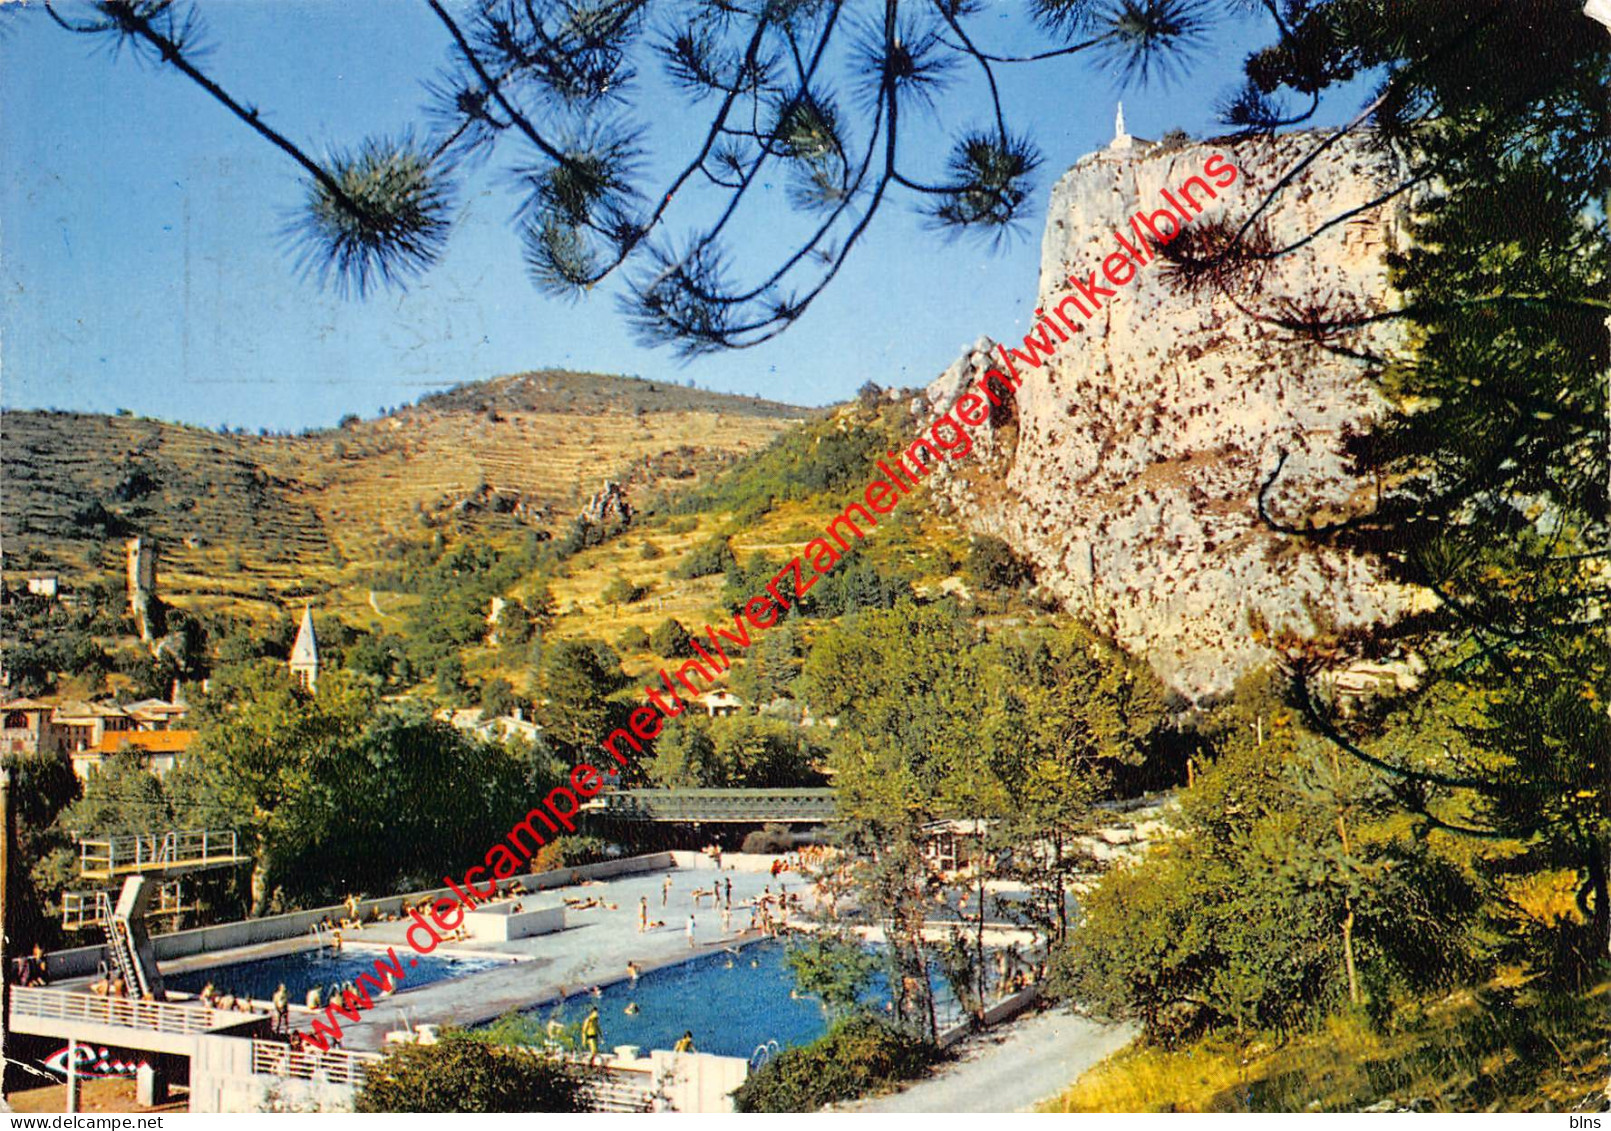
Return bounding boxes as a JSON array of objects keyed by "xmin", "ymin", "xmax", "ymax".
[
  {"xmin": 78, "ymin": 829, "xmax": 247, "ymax": 880},
  {"xmin": 62, "ymin": 880, "xmax": 196, "ymax": 929}
]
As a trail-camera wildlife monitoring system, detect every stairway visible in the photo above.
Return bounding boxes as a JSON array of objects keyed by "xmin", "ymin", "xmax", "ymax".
[
  {"xmin": 95, "ymin": 892, "xmax": 142, "ymax": 993},
  {"xmin": 96, "ymin": 879, "xmax": 166, "ymax": 1000}
]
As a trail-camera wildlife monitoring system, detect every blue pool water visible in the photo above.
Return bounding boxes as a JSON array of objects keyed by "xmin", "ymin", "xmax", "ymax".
[
  {"xmin": 166, "ymin": 946, "xmax": 504, "ymax": 1002},
  {"xmin": 521, "ymin": 942, "xmax": 960, "ymax": 1060}
]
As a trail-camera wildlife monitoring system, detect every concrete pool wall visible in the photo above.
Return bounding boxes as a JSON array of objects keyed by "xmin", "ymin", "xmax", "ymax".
[{"xmin": 44, "ymin": 852, "xmax": 681, "ymax": 978}]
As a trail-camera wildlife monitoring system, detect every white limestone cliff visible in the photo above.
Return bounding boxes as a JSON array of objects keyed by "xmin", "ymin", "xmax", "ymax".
[{"xmin": 921, "ymin": 130, "xmax": 1417, "ymax": 702}]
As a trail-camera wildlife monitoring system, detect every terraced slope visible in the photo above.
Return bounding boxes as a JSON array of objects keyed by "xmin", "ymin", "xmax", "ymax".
[{"xmin": 2, "ymin": 370, "xmax": 812, "ymax": 608}]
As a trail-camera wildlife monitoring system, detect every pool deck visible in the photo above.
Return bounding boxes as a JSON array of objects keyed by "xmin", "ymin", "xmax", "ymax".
[{"xmin": 159, "ymin": 861, "xmax": 813, "ymax": 1053}]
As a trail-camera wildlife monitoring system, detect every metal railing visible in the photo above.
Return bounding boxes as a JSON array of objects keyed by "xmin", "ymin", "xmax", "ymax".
[
  {"xmin": 582, "ymin": 1073, "xmax": 658, "ymax": 1113},
  {"xmin": 589, "ymin": 788, "xmax": 838, "ymax": 823},
  {"xmin": 251, "ymin": 1041, "xmax": 381, "ymax": 1088},
  {"xmin": 63, "ymin": 882, "xmax": 192, "ymax": 928},
  {"xmin": 78, "ymin": 830, "xmax": 243, "ymax": 878},
  {"xmin": 60, "ymin": 890, "xmax": 113, "ymax": 932},
  {"xmin": 9, "ymin": 987, "xmax": 259, "ymax": 1035}
]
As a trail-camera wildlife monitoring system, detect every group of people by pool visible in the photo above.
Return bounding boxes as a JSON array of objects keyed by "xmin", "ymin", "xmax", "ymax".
[
  {"xmin": 9, "ymin": 944, "xmax": 50, "ymax": 987},
  {"xmin": 326, "ymin": 881, "xmax": 539, "ymax": 940},
  {"xmin": 635, "ymin": 859, "xmax": 811, "ymax": 949},
  {"xmin": 562, "ymin": 1000, "xmax": 698, "ymax": 1065}
]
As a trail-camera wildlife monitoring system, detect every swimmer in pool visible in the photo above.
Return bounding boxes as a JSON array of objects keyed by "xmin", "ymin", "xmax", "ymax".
[{"xmin": 624, "ymin": 1001, "xmax": 639, "ymax": 1015}]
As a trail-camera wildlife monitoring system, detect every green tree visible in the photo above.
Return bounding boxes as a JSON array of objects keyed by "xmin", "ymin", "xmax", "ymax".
[
  {"xmin": 732, "ymin": 1016, "xmax": 938, "ymax": 1113},
  {"xmin": 984, "ymin": 626, "xmax": 1170, "ymax": 946},
  {"xmin": 962, "ymin": 535, "xmax": 1032, "ymax": 593},
  {"xmin": 671, "ymin": 536, "xmax": 736, "ymax": 580},
  {"xmin": 5, "ymin": 753, "xmax": 81, "ymax": 952},
  {"xmin": 803, "ymin": 602, "xmax": 989, "ymax": 1039},
  {"xmin": 615, "ymin": 624, "xmax": 651, "ymax": 654},
  {"xmin": 535, "ymin": 638, "xmax": 628, "ymax": 756},
  {"xmin": 647, "ymin": 716, "xmax": 723, "ymax": 789},
  {"xmin": 648, "ymin": 617, "xmax": 694, "ymax": 660},
  {"xmin": 786, "ymin": 929, "xmax": 880, "ymax": 1020},
  {"xmin": 1212, "ymin": 0, "xmax": 1609, "ymax": 964},
  {"xmin": 337, "ymin": 703, "xmax": 542, "ymax": 895},
  {"xmin": 479, "ymin": 677, "xmax": 518, "ymax": 720},
  {"xmin": 356, "ymin": 1032, "xmax": 584, "ymax": 1113},
  {"xmin": 493, "ymin": 598, "xmax": 535, "ymax": 646},
  {"xmin": 1050, "ymin": 670, "xmax": 1482, "ymax": 1041},
  {"xmin": 346, "ymin": 631, "xmax": 413, "ymax": 690},
  {"xmin": 434, "ymin": 655, "xmax": 473, "ymax": 705},
  {"xmin": 740, "ymin": 622, "xmax": 804, "ymax": 703},
  {"xmin": 713, "ymin": 716, "xmax": 822, "ymax": 788},
  {"xmin": 600, "ymin": 576, "xmax": 648, "ymax": 607},
  {"xmin": 179, "ymin": 662, "xmax": 376, "ymax": 914}
]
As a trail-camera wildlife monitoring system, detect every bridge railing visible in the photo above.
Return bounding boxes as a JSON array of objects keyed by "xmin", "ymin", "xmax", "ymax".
[
  {"xmin": 591, "ymin": 788, "xmax": 837, "ymax": 822},
  {"xmin": 10, "ymin": 987, "xmax": 259, "ymax": 1035}
]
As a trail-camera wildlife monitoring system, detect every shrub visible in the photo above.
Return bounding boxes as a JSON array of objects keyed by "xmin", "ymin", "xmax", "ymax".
[
  {"xmin": 357, "ymin": 1031, "xmax": 585, "ymax": 1112},
  {"xmin": 601, "ymin": 576, "xmax": 648, "ymax": 605},
  {"xmin": 532, "ymin": 835, "xmax": 609, "ymax": 873},
  {"xmin": 639, "ymin": 540, "xmax": 664, "ymax": 561},
  {"xmin": 649, "ymin": 617, "xmax": 694, "ymax": 658},
  {"xmin": 962, "ymin": 535, "xmax": 1033, "ymax": 592},
  {"xmin": 616, "ymin": 625, "xmax": 652, "ymax": 653},
  {"xmin": 672, "ymin": 535, "xmax": 737, "ymax": 579},
  {"xmin": 732, "ymin": 1016, "xmax": 939, "ymax": 1112},
  {"xmin": 740, "ymin": 823, "xmax": 794, "ymax": 854}
]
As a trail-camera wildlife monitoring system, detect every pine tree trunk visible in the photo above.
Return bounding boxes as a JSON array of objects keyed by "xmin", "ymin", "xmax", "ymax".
[
  {"xmin": 1588, "ymin": 835, "xmax": 1609, "ymax": 962},
  {"xmin": 1341, "ymin": 902, "xmax": 1360, "ymax": 1007}
]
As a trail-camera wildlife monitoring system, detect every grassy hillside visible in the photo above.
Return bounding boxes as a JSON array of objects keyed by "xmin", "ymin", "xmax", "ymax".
[
  {"xmin": 1044, "ymin": 978, "xmax": 1609, "ymax": 1113},
  {"xmin": 2, "ymin": 369, "xmax": 813, "ymax": 620},
  {"xmin": 449, "ymin": 400, "xmax": 996, "ymax": 696}
]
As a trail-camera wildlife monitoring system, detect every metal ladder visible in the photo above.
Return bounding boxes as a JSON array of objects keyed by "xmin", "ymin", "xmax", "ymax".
[{"xmin": 94, "ymin": 891, "xmax": 147, "ymax": 996}]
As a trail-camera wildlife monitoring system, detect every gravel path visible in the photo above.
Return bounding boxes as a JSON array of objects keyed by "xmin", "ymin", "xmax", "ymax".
[{"xmin": 852, "ymin": 1006, "xmax": 1136, "ymax": 1113}]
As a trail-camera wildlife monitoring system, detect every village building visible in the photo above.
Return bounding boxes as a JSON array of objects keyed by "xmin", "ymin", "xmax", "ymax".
[
  {"xmin": 3, "ymin": 687, "xmax": 192, "ymax": 762},
  {"xmin": 52, "ymin": 700, "xmax": 136, "ymax": 752},
  {"xmin": 700, "ymin": 690, "xmax": 744, "ymax": 718},
  {"xmin": 1, "ymin": 697, "xmax": 67, "ymax": 756},
  {"xmin": 440, "ymin": 706, "xmax": 543, "ymax": 745},
  {"xmin": 77, "ymin": 728, "xmax": 194, "ymax": 780},
  {"xmin": 125, "ymin": 682, "xmax": 190, "ymax": 730}
]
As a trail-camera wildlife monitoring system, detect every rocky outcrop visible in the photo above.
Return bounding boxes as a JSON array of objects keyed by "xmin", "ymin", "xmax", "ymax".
[
  {"xmin": 580, "ymin": 479, "xmax": 633, "ymax": 527},
  {"xmin": 922, "ymin": 131, "xmax": 1415, "ymax": 702}
]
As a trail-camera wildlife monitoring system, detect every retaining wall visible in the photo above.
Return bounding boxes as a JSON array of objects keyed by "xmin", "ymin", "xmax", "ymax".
[{"xmin": 47, "ymin": 853, "xmax": 679, "ymax": 979}]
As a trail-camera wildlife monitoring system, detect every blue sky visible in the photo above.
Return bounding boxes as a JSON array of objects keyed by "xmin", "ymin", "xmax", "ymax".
[{"xmin": 1, "ymin": 1, "xmax": 1369, "ymax": 431}]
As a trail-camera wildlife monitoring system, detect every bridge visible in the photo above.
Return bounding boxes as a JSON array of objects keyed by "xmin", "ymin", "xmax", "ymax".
[{"xmin": 585, "ymin": 788, "xmax": 838, "ymax": 824}]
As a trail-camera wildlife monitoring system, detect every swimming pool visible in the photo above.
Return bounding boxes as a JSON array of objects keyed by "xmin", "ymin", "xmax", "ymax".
[
  {"xmin": 519, "ymin": 942, "xmax": 961, "ymax": 1060},
  {"xmin": 164, "ymin": 946, "xmax": 505, "ymax": 1003}
]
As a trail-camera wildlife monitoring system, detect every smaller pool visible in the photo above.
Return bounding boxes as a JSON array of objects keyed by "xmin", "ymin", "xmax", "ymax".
[{"xmin": 165, "ymin": 946, "xmax": 504, "ymax": 1003}]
